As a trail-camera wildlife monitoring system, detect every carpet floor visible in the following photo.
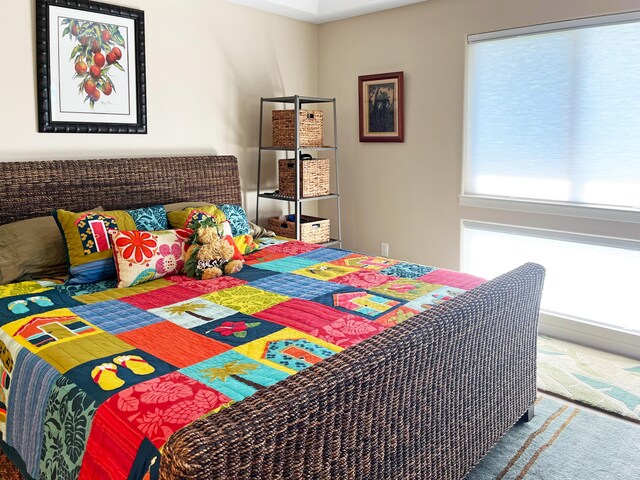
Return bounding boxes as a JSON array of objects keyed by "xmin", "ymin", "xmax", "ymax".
[
  {"xmin": 468, "ymin": 395, "xmax": 640, "ymax": 479},
  {"xmin": 537, "ymin": 335, "xmax": 640, "ymax": 423}
]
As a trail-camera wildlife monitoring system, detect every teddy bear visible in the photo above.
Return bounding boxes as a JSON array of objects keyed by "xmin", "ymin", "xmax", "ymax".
[{"xmin": 184, "ymin": 218, "xmax": 243, "ymax": 280}]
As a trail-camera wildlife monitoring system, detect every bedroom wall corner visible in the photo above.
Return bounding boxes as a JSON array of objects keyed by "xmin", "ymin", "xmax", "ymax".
[
  {"xmin": 0, "ymin": 0, "xmax": 319, "ymax": 221},
  {"xmin": 317, "ymin": 0, "xmax": 640, "ymax": 269}
]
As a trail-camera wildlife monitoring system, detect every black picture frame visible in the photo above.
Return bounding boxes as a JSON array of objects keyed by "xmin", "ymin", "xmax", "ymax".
[{"xmin": 36, "ymin": 0, "xmax": 147, "ymax": 134}]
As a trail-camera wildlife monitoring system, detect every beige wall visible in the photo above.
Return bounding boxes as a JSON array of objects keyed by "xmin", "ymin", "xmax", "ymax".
[
  {"xmin": 4, "ymin": 0, "xmax": 640, "ymax": 264},
  {"xmin": 318, "ymin": 0, "xmax": 640, "ymax": 269},
  {"xmin": 0, "ymin": 0, "xmax": 319, "ymax": 221}
]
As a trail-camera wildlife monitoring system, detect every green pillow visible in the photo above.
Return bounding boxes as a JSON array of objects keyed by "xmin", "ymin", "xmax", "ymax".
[
  {"xmin": 163, "ymin": 201, "xmax": 213, "ymax": 213},
  {"xmin": 167, "ymin": 205, "xmax": 226, "ymax": 229}
]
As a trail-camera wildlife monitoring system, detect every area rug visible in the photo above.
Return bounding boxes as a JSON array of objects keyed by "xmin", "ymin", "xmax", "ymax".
[
  {"xmin": 468, "ymin": 395, "xmax": 640, "ymax": 479},
  {"xmin": 537, "ymin": 335, "xmax": 640, "ymax": 423}
]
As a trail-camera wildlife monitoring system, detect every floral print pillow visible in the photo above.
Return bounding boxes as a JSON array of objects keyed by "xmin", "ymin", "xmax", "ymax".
[
  {"xmin": 125, "ymin": 205, "xmax": 168, "ymax": 231},
  {"xmin": 109, "ymin": 229, "xmax": 192, "ymax": 288},
  {"xmin": 217, "ymin": 205, "xmax": 251, "ymax": 236}
]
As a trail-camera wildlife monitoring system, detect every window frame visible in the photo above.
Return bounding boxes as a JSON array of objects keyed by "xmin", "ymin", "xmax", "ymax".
[{"xmin": 460, "ymin": 220, "xmax": 640, "ymax": 359}]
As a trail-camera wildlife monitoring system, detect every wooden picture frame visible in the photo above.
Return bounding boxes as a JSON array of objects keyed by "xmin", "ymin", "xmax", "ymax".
[
  {"xmin": 358, "ymin": 71, "xmax": 404, "ymax": 142},
  {"xmin": 36, "ymin": 0, "xmax": 147, "ymax": 134}
]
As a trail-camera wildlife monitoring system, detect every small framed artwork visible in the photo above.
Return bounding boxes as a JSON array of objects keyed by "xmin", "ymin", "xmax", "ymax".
[
  {"xmin": 358, "ymin": 71, "xmax": 404, "ymax": 142},
  {"xmin": 36, "ymin": 0, "xmax": 147, "ymax": 133}
]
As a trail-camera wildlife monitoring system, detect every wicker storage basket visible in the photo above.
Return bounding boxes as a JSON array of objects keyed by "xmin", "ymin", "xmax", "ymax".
[
  {"xmin": 278, "ymin": 158, "xmax": 330, "ymax": 198},
  {"xmin": 272, "ymin": 110, "xmax": 324, "ymax": 148},
  {"xmin": 267, "ymin": 215, "xmax": 330, "ymax": 244}
]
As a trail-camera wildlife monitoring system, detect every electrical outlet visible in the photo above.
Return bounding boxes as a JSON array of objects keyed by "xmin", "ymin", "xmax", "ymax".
[{"xmin": 381, "ymin": 242, "xmax": 389, "ymax": 258}]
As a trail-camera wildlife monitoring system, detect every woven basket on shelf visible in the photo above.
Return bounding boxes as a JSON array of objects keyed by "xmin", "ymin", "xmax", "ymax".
[
  {"xmin": 278, "ymin": 158, "xmax": 330, "ymax": 198},
  {"xmin": 267, "ymin": 215, "xmax": 330, "ymax": 244},
  {"xmin": 272, "ymin": 110, "xmax": 324, "ymax": 148}
]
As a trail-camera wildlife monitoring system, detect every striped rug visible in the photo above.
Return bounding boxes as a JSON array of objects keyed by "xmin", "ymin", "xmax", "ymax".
[{"xmin": 468, "ymin": 395, "xmax": 640, "ymax": 479}]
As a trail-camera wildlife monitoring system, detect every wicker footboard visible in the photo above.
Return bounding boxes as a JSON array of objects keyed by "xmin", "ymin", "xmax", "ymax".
[{"xmin": 161, "ymin": 263, "xmax": 545, "ymax": 480}]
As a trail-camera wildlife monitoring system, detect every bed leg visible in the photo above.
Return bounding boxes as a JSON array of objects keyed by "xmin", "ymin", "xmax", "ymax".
[{"xmin": 520, "ymin": 404, "xmax": 535, "ymax": 423}]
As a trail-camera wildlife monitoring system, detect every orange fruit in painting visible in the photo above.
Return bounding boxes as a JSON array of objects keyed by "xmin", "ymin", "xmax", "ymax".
[
  {"xmin": 94, "ymin": 52, "xmax": 106, "ymax": 68},
  {"xmin": 75, "ymin": 61, "xmax": 88, "ymax": 75},
  {"xmin": 102, "ymin": 83, "xmax": 113, "ymax": 96},
  {"xmin": 84, "ymin": 80, "xmax": 97, "ymax": 95},
  {"xmin": 71, "ymin": 24, "xmax": 79, "ymax": 36},
  {"xmin": 106, "ymin": 52, "xmax": 116, "ymax": 64},
  {"xmin": 91, "ymin": 90, "xmax": 101, "ymax": 102},
  {"xmin": 79, "ymin": 36, "xmax": 89, "ymax": 46},
  {"xmin": 112, "ymin": 47, "xmax": 122, "ymax": 60},
  {"xmin": 102, "ymin": 30, "xmax": 111, "ymax": 42},
  {"xmin": 91, "ymin": 39, "xmax": 101, "ymax": 53},
  {"xmin": 90, "ymin": 65, "xmax": 101, "ymax": 79}
]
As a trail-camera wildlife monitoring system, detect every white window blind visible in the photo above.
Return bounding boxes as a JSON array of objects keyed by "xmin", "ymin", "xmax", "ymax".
[{"xmin": 464, "ymin": 13, "xmax": 640, "ymax": 211}]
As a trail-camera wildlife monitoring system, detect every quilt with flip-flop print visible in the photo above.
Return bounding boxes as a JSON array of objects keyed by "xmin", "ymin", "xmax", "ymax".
[{"xmin": 0, "ymin": 239, "xmax": 485, "ymax": 480}]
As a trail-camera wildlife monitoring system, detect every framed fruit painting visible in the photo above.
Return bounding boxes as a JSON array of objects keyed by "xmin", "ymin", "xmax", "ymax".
[{"xmin": 36, "ymin": 0, "xmax": 147, "ymax": 134}]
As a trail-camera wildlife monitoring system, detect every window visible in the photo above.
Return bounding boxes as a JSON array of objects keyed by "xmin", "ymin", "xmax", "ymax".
[
  {"xmin": 461, "ymin": 221, "xmax": 640, "ymax": 335},
  {"xmin": 464, "ymin": 12, "xmax": 640, "ymax": 213}
]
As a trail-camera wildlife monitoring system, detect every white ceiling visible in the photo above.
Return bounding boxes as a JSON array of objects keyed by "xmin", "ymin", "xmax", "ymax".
[{"xmin": 225, "ymin": 0, "xmax": 427, "ymax": 24}]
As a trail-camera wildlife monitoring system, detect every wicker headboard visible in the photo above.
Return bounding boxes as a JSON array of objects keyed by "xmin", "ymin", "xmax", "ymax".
[{"xmin": 0, "ymin": 155, "xmax": 242, "ymax": 225}]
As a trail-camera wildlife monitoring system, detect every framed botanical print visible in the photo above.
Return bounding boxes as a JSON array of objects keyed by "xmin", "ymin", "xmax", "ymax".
[
  {"xmin": 358, "ymin": 71, "xmax": 404, "ymax": 142},
  {"xmin": 36, "ymin": 0, "xmax": 147, "ymax": 134}
]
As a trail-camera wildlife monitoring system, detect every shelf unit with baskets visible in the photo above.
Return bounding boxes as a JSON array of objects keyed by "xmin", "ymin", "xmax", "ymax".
[{"xmin": 255, "ymin": 95, "xmax": 342, "ymax": 247}]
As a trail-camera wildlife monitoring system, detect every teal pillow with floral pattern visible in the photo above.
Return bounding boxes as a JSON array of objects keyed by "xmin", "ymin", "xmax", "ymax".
[
  {"xmin": 217, "ymin": 205, "xmax": 251, "ymax": 236},
  {"xmin": 126, "ymin": 205, "xmax": 168, "ymax": 231}
]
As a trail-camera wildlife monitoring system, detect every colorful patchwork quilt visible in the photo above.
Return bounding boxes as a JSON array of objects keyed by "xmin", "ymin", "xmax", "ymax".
[{"xmin": 0, "ymin": 239, "xmax": 485, "ymax": 480}]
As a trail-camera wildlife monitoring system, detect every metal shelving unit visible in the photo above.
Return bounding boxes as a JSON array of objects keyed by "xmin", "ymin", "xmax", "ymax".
[{"xmin": 255, "ymin": 95, "xmax": 342, "ymax": 247}]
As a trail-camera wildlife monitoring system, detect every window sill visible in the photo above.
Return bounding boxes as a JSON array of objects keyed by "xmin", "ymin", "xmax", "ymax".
[
  {"xmin": 539, "ymin": 311, "xmax": 640, "ymax": 360},
  {"xmin": 459, "ymin": 195, "xmax": 640, "ymax": 224}
]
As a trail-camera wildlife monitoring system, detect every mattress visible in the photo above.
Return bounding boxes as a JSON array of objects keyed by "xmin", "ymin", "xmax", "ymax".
[{"xmin": 0, "ymin": 238, "xmax": 485, "ymax": 480}]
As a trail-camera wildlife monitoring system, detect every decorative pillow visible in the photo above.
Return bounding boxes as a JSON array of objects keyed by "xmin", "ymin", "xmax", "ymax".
[
  {"xmin": 248, "ymin": 221, "xmax": 276, "ymax": 239},
  {"xmin": 167, "ymin": 206, "xmax": 227, "ymax": 230},
  {"xmin": 163, "ymin": 202, "xmax": 213, "ymax": 213},
  {"xmin": 0, "ymin": 207, "xmax": 103, "ymax": 285},
  {"xmin": 110, "ymin": 229, "xmax": 191, "ymax": 288},
  {"xmin": 217, "ymin": 205, "xmax": 258, "ymax": 254},
  {"xmin": 126, "ymin": 205, "xmax": 168, "ymax": 231},
  {"xmin": 234, "ymin": 234, "xmax": 259, "ymax": 256},
  {"xmin": 54, "ymin": 205, "xmax": 168, "ymax": 284},
  {"xmin": 217, "ymin": 204, "xmax": 251, "ymax": 236}
]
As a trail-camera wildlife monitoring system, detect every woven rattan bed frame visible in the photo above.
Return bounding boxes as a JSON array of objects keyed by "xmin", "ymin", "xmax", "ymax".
[
  {"xmin": 0, "ymin": 156, "xmax": 241, "ymax": 225},
  {"xmin": 0, "ymin": 155, "xmax": 544, "ymax": 479}
]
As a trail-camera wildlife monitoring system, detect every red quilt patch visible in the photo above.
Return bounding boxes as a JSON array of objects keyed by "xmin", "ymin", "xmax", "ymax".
[
  {"xmin": 243, "ymin": 249, "xmax": 288, "ymax": 266},
  {"xmin": 253, "ymin": 298, "xmax": 344, "ymax": 331},
  {"xmin": 117, "ymin": 321, "xmax": 231, "ymax": 368},
  {"xmin": 166, "ymin": 275, "xmax": 247, "ymax": 294},
  {"xmin": 121, "ymin": 285, "xmax": 200, "ymax": 310},
  {"xmin": 417, "ymin": 269, "xmax": 485, "ymax": 290},
  {"xmin": 312, "ymin": 314, "xmax": 387, "ymax": 348},
  {"xmin": 259, "ymin": 240, "xmax": 322, "ymax": 256},
  {"xmin": 254, "ymin": 300, "xmax": 384, "ymax": 348},
  {"xmin": 330, "ymin": 270, "xmax": 397, "ymax": 289},
  {"xmin": 80, "ymin": 372, "xmax": 231, "ymax": 479}
]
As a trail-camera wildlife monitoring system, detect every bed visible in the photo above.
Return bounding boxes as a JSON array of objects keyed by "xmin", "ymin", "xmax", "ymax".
[{"xmin": 0, "ymin": 155, "xmax": 544, "ymax": 480}]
